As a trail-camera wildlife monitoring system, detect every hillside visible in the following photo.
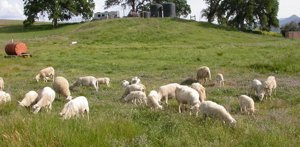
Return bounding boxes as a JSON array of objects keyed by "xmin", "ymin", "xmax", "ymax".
[{"xmin": 0, "ymin": 18, "xmax": 300, "ymax": 146}]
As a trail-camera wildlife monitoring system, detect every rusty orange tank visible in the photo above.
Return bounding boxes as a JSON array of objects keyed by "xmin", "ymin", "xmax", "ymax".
[{"xmin": 5, "ymin": 42, "xmax": 28, "ymax": 55}]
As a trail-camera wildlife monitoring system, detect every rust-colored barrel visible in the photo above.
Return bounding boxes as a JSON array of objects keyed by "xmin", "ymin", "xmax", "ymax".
[{"xmin": 5, "ymin": 42, "xmax": 28, "ymax": 55}]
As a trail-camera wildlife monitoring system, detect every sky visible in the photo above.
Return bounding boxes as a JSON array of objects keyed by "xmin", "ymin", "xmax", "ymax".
[{"xmin": 0, "ymin": 0, "xmax": 299, "ymax": 21}]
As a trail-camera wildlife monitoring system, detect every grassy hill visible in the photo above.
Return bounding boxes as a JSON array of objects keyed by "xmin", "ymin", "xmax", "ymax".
[{"xmin": 0, "ymin": 18, "xmax": 299, "ymax": 146}]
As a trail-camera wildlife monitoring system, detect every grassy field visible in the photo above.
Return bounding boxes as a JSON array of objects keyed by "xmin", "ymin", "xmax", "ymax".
[{"xmin": 0, "ymin": 18, "xmax": 299, "ymax": 146}]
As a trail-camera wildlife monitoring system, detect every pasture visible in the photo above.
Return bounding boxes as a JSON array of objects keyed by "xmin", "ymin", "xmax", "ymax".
[{"xmin": 0, "ymin": 18, "xmax": 299, "ymax": 146}]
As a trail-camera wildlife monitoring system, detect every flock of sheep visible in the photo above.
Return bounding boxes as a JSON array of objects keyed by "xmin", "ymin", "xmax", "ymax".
[
  {"xmin": 0, "ymin": 66, "xmax": 277, "ymax": 125},
  {"xmin": 119, "ymin": 66, "xmax": 277, "ymax": 125}
]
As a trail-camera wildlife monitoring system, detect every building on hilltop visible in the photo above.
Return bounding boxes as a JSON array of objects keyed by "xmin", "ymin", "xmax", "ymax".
[{"xmin": 93, "ymin": 11, "xmax": 120, "ymax": 20}]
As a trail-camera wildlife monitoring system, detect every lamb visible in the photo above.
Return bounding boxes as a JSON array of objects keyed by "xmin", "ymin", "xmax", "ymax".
[
  {"xmin": 121, "ymin": 80, "xmax": 130, "ymax": 88},
  {"xmin": 250, "ymin": 79, "xmax": 265, "ymax": 101},
  {"xmin": 157, "ymin": 83, "xmax": 180, "ymax": 105},
  {"xmin": 199, "ymin": 100, "xmax": 236, "ymax": 125},
  {"xmin": 0, "ymin": 91, "xmax": 11, "ymax": 104},
  {"xmin": 175, "ymin": 85, "xmax": 201, "ymax": 116},
  {"xmin": 53, "ymin": 76, "xmax": 72, "ymax": 100},
  {"xmin": 123, "ymin": 91, "xmax": 147, "ymax": 105},
  {"xmin": 18, "ymin": 90, "xmax": 39, "ymax": 107},
  {"xmin": 59, "ymin": 96, "xmax": 89, "ymax": 120},
  {"xmin": 239, "ymin": 95, "xmax": 255, "ymax": 115},
  {"xmin": 35, "ymin": 66, "xmax": 55, "ymax": 82},
  {"xmin": 216, "ymin": 73, "xmax": 225, "ymax": 87},
  {"xmin": 190, "ymin": 82, "xmax": 206, "ymax": 102},
  {"xmin": 131, "ymin": 76, "xmax": 141, "ymax": 84},
  {"xmin": 263, "ymin": 76, "xmax": 277, "ymax": 99},
  {"xmin": 32, "ymin": 87, "xmax": 55, "ymax": 114},
  {"xmin": 0, "ymin": 77, "xmax": 4, "ymax": 91},
  {"xmin": 70, "ymin": 76, "xmax": 99, "ymax": 92},
  {"xmin": 121, "ymin": 83, "xmax": 146, "ymax": 98},
  {"xmin": 147, "ymin": 90, "xmax": 163, "ymax": 110},
  {"xmin": 97, "ymin": 77, "xmax": 110, "ymax": 87},
  {"xmin": 196, "ymin": 66, "xmax": 211, "ymax": 84}
]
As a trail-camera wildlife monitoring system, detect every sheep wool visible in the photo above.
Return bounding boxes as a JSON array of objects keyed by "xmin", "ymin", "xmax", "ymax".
[
  {"xmin": 53, "ymin": 76, "xmax": 72, "ymax": 100},
  {"xmin": 239, "ymin": 95, "xmax": 255, "ymax": 115},
  {"xmin": 18, "ymin": 90, "xmax": 39, "ymax": 107}
]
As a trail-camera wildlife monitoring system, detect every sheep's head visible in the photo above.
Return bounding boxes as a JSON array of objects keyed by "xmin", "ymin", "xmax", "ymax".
[
  {"xmin": 32, "ymin": 104, "xmax": 41, "ymax": 114},
  {"xmin": 18, "ymin": 101, "xmax": 25, "ymax": 107}
]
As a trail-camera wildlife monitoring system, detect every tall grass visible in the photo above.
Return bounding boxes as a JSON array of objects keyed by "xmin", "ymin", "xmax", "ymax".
[{"xmin": 0, "ymin": 18, "xmax": 299, "ymax": 146}]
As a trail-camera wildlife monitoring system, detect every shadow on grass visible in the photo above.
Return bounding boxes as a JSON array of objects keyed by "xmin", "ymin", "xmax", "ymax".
[{"xmin": 0, "ymin": 22, "xmax": 80, "ymax": 33}]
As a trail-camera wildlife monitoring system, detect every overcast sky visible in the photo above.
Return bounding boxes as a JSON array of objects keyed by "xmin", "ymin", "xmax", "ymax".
[{"xmin": 0, "ymin": 0, "xmax": 299, "ymax": 21}]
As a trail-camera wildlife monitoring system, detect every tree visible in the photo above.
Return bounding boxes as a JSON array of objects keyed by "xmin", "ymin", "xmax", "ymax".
[
  {"xmin": 105, "ymin": 0, "xmax": 149, "ymax": 13},
  {"xmin": 201, "ymin": 0, "xmax": 221, "ymax": 23},
  {"xmin": 202, "ymin": 0, "xmax": 279, "ymax": 31},
  {"xmin": 23, "ymin": 0, "xmax": 95, "ymax": 28}
]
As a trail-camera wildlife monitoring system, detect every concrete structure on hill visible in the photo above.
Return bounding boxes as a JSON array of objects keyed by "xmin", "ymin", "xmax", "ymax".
[
  {"xmin": 93, "ymin": 11, "xmax": 120, "ymax": 20},
  {"xmin": 285, "ymin": 31, "xmax": 300, "ymax": 39}
]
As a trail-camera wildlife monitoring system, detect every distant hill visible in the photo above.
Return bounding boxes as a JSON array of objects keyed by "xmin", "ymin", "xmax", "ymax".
[{"xmin": 279, "ymin": 15, "xmax": 300, "ymax": 27}]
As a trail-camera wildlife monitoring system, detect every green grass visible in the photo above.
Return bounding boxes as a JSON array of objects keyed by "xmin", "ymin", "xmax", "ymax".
[{"xmin": 0, "ymin": 18, "xmax": 300, "ymax": 146}]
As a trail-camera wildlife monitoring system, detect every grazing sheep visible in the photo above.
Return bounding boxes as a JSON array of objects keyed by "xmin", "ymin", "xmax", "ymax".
[
  {"xmin": 123, "ymin": 91, "xmax": 147, "ymax": 105},
  {"xmin": 199, "ymin": 100, "xmax": 236, "ymax": 125},
  {"xmin": 263, "ymin": 76, "xmax": 277, "ymax": 99},
  {"xmin": 32, "ymin": 87, "xmax": 55, "ymax": 114},
  {"xmin": 175, "ymin": 85, "xmax": 201, "ymax": 116},
  {"xmin": 70, "ymin": 76, "xmax": 99, "ymax": 92},
  {"xmin": 190, "ymin": 83, "xmax": 206, "ymax": 102},
  {"xmin": 0, "ymin": 91, "xmax": 11, "ymax": 104},
  {"xmin": 239, "ymin": 95, "xmax": 255, "ymax": 115},
  {"xmin": 157, "ymin": 83, "xmax": 180, "ymax": 105},
  {"xmin": 97, "ymin": 77, "xmax": 110, "ymax": 87},
  {"xmin": 18, "ymin": 90, "xmax": 39, "ymax": 107},
  {"xmin": 35, "ymin": 66, "xmax": 55, "ymax": 82},
  {"xmin": 0, "ymin": 77, "xmax": 4, "ymax": 91},
  {"xmin": 121, "ymin": 80, "xmax": 130, "ymax": 88},
  {"xmin": 216, "ymin": 73, "xmax": 225, "ymax": 87},
  {"xmin": 250, "ymin": 79, "xmax": 265, "ymax": 101},
  {"xmin": 147, "ymin": 90, "xmax": 163, "ymax": 110},
  {"xmin": 53, "ymin": 76, "xmax": 72, "ymax": 100},
  {"xmin": 131, "ymin": 76, "xmax": 141, "ymax": 84},
  {"xmin": 121, "ymin": 83, "xmax": 146, "ymax": 98},
  {"xmin": 59, "ymin": 96, "xmax": 89, "ymax": 120},
  {"xmin": 196, "ymin": 66, "xmax": 211, "ymax": 84}
]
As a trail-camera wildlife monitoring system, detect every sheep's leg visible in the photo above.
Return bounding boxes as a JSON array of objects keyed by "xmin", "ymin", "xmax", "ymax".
[{"xmin": 178, "ymin": 103, "xmax": 182, "ymax": 113}]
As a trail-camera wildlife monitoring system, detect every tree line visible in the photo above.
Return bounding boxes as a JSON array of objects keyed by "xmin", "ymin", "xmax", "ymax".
[{"xmin": 23, "ymin": 0, "xmax": 280, "ymax": 32}]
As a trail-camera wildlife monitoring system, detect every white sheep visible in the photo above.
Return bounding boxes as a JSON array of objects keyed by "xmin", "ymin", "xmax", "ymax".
[
  {"xmin": 199, "ymin": 100, "xmax": 236, "ymax": 125},
  {"xmin": 0, "ymin": 77, "xmax": 4, "ymax": 91},
  {"xmin": 0, "ymin": 91, "xmax": 11, "ymax": 104},
  {"xmin": 121, "ymin": 83, "xmax": 146, "ymax": 98},
  {"xmin": 130, "ymin": 76, "xmax": 141, "ymax": 84},
  {"xmin": 97, "ymin": 77, "xmax": 110, "ymax": 87},
  {"xmin": 59, "ymin": 96, "xmax": 89, "ymax": 120},
  {"xmin": 250, "ymin": 79, "xmax": 265, "ymax": 101},
  {"xmin": 196, "ymin": 66, "xmax": 211, "ymax": 84},
  {"xmin": 121, "ymin": 80, "xmax": 130, "ymax": 88},
  {"xmin": 32, "ymin": 87, "xmax": 55, "ymax": 114},
  {"xmin": 263, "ymin": 76, "xmax": 277, "ymax": 99},
  {"xmin": 157, "ymin": 83, "xmax": 180, "ymax": 105},
  {"xmin": 190, "ymin": 82, "xmax": 206, "ymax": 102},
  {"xmin": 35, "ymin": 66, "xmax": 55, "ymax": 82},
  {"xmin": 70, "ymin": 76, "xmax": 99, "ymax": 92},
  {"xmin": 239, "ymin": 95, "xmax": 255, "ymax": 115},
  {"xmin": 18, "ymin": 90, "xmax": 39, "ymax": 107},
  {"xmin": 53, "ymin": 76, "xmax": 72, "ymax": 100},
  {"xmin": 147, "ymin": 90, "xmax": 163, "ymax": 110},
  {"xmin": 123, "ymin": 91, "xmax": 147, "ymax": 105},
  {"xmin": 216, "ymin": 73, "xmax": 224, "ymax": 87},
  {"xmin": 175, "ymin": 85, "xmax": 201, "ymax": 116}
]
